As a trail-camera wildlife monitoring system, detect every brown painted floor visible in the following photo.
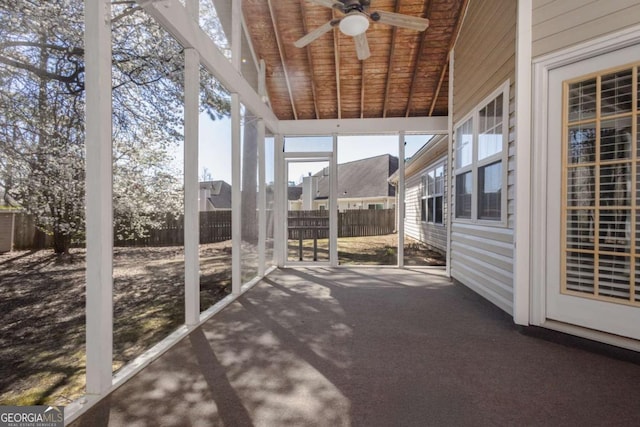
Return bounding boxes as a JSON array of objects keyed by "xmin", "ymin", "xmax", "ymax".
[{"xmin": 71, "ymin": 267, "xmax": 640, "ymax": 426}]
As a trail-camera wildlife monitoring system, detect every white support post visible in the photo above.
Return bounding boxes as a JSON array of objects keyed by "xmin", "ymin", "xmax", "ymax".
[
  {"xmin": 446, "ymin": 51, "xmax": 455, "ymax": 277},
  {"xmin": 184, "ymin": 0, "xmax": 199, "ymax": 326},
  {"xmin": 85, "ymin": 0, "xmax": 113, "ymax": 395},
  {"xmin": 231, "ymin": 94, "xmax": 242, "ymax": 295},
  {"xmin": 184, "ymin": 46, "xmax": 200, "ymax": 325},
  {"xmin": 231, "ymin": 0, "xmax": 242, "ymax": 294},
  {"xmin": 257, "ymin": 59, "xmax": 267, "ymax": 276},
  {"xmin": 514, "ymin": 0, "xmax": 532, "ymax": 325},
  {"xmin": 274, "ymin": 134, "xmax": 285, "ymax": 267},
  {"xmin": 398, "ymin": 132, "xmax": 405, "ymax": 267},
  {"xmin": 329, "ymin": 135, "xmax": 338, "ymax": 267},
  {"xmin": 258, "ymin": 119, "xmax": 266, "ymax": 277}
]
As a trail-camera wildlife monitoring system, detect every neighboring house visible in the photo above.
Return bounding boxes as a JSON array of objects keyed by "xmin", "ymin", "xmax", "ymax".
[
  {"xmin": 287, "ymin": 186, "xmax": 303, "ymax": 211},
  {"xmin": 289, "ymin": 154, "xmax": 398, "ymax": 212},
  {"xmin": 390, "ymin": 134, "xmax": 448, "ymax": 256},
  {"xmin": 199, "ymin": 180, "xmax": 231, "ymax": 211}
]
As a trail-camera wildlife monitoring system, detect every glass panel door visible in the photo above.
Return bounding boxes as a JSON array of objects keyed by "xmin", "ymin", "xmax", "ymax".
[{"xmin": 544, "ymin": 46, "xmax": 640, "ymax": 341}]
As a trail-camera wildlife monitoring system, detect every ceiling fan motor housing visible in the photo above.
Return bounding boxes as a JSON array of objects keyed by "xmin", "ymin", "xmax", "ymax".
[{"xmin": 340, "ymin": 0, "xmax": 368, "ymax": 13}]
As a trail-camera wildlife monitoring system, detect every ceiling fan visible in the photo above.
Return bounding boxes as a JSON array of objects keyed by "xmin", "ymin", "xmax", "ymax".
[{"xmin": 294, "ymin": 0, "xmax": 430, "ymax": 60}]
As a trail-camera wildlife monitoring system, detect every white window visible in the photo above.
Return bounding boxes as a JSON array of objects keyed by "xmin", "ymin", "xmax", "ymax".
[
  {"xmin": 454, "ymin": 82, "xmax": 508, "ymax": 222},
  {"xmin": 421, "ymin": 163, "xmax": 444, "ymax": 224},
  {"xmin": 420, "ymin": 175, "xmax": 427, "ymax": 222}
]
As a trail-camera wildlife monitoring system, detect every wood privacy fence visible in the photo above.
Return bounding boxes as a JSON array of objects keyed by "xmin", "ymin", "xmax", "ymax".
[
  {"xmin": 339, "ymin": 208, "xmax": 395, "ymax": 237},
  {"xmin": 115, "ymin": 211, "xmax": 233, "ymax": 247},
  {"xmin": 288, "ymin": 209, "xmax": 395, "ymax": 239},
  {"xmin": 8, "ymin": 208, "xmax": 395, "ymax": 250}
]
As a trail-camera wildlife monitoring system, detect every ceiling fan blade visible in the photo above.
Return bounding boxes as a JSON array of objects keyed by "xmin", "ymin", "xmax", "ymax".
[
  {"xmin": 371, "ymin": 10, "xmax": 429, "ymax": 32},
  {"xmin": 294, "ymin": 20, "xmax": 339, "ymax": 48},
  {"xmin": 307, "ymin": 0, "xmax": 344, "ymax": 10},
  {"xmin": 354, "ymin": 33, "xmax": 370, "ymax": 60}
]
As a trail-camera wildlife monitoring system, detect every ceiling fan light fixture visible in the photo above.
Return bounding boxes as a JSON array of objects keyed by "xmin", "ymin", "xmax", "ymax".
[{"xmin": 339, "ymin": 13, "xmax": 369, "ymax": 36}]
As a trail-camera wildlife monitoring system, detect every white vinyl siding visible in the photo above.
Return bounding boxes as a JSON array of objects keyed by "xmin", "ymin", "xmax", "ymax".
[
  {"xmin": 532, "ymin": 0, "xmax": 640, "ymax": 58},
  {"xmin": 451, "ymin": 0, "xmax": 516, "ymax": 314}
]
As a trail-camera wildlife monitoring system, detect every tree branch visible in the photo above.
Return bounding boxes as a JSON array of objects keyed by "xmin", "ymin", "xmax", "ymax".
[
  {"xmin": 0, "ymin": 55, "xmax": 83, "ymax": 85},
  {"xmin": 0, "ymin": 41, "xmax": 84, "ymax": 56}
]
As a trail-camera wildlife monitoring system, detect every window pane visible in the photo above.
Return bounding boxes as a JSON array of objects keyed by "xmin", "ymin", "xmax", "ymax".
[
  {"xmin": 601, "ymin": 69, "xmax": 632, "ymax": 117},
  {"xmin": 455, "ymin": 118, "xmax": 473, "ymax": 168},
  {"xmin": 599, "ymin": 163, "xmax": 631, "ymax": 207},
  {"xmin": 568, "ymin": 125, "xmax": 596, "ymax": 164},
  {"xmin": 566, "ymin": 209, "xmax": 595, "ymax": 251},
  {"xmin": 567, "ymin": 165, "xmax": 595, "ymax": 207},
  {"xmin": 435, "ymin": 165, "xmax": 444, "ymax": 194},
  {"xmin": 427, "ymin": 198, "xmax": 434, "ymax": 222},
  {"xmin": 455, "ymin": 172, "xmax": 472, "ymax": 218},
  {"xmin": 428, "ymin": 170, "xmax": 435, "ymax": 194},
  {"xmin": 599, "ymin": 209, "xmax": 631, "ymax": 253},
  {"xmin": 600, "ymin": 117, "xmax": 632, "ymax": 162},
  {"xmin": 598, "ymin": 254, "xmax": 631, "ymax": 300},
  {"xmin": 285, "ymin": 136, "xmax": 333, "ymax": 152},
  {"xmin": 566, "ymin": 251, "xmax": 595, "ymax": 294},
  {"xmin": 478, "ymin": 161, "xmax": 502, "ymax": 220},
  {"xmin": 435, "ymin": 196, "xmax": 443, "ymax": 224},
  {"xmin": 478, "ymin": 94, "xmax": 503, "ymax": 160},
  {"xmin": 568, "ymin": 78, "xmax": 596, "ymax": 122}
]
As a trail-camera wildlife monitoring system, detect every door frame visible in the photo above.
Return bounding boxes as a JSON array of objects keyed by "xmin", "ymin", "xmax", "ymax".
[
  {"xmin": 281, "ymin": 149, "xmax": 338, "ymax": 267},
  {"xmin": 531, "ymin": 24, "xmax": 640, "ymax": 348}
]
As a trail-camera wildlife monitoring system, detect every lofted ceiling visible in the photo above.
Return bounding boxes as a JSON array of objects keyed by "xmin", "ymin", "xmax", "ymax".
[{"xmin": 242, "ymin": 0, "xmax": 468, "ymax": 121}]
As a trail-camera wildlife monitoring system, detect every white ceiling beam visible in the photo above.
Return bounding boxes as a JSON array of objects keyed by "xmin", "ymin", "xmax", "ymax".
[
  {"xmin": 278, "ymin": 116, "xmax": 448, "ymax": 136},
  {"xmin": 138, "ymin": 0, "xmax": 279, "ymax": 131}
]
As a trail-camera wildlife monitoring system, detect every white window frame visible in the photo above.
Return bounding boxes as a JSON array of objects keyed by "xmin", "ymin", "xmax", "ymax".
[
  {"xmin": 422, "ymin": 162, "xmax": 445, "ymax": 225},
  {"xmin": 453, "ymin": 80, "xmax": 510, "ymax": 226},
  {"xmin": 420, "ymin": 175, "xmax": 428, "ymax": 222}
]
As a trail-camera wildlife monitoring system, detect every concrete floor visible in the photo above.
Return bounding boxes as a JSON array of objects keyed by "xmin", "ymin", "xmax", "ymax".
[{"xmin": 71, "ymin": 266, "xmax": 640, "ymax": 426}]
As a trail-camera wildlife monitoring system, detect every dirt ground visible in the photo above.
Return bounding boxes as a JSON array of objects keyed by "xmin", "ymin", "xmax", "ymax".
[{"xmin": 0, "ymin": 234, "xmax": 444, "ymax": 406}]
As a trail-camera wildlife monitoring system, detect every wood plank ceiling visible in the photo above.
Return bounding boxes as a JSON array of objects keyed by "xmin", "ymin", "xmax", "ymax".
[{"xmin": 242, "ymin": 0, "xmax": 468, "ymax": 121}]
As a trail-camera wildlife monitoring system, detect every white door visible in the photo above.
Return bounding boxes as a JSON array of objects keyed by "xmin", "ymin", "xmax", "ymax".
[{"xmin": 544, "ymin": 43, "xmax": 640, "ymax": 340}]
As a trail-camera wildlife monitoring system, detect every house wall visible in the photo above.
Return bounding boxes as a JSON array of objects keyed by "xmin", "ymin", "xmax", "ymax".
[
  {"xmin": 404, "ymin": 156, "xmax": 448, "ymax": 255},
  {"xmin": 452, "ymin": 0, "xmax": 516, "ymax": 125},
  {"xmin": 532, "ymin": 0, "xmax": 640, "ymax": 58},
  {"xmin": 451, "ymin": 0, "xmax": 516, "ymax": 314}
]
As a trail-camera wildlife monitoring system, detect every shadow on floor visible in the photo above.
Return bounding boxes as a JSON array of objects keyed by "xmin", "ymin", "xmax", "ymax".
[{"xmin": 71, "ymin": 267, "xmax": 640, "ymax": 426}]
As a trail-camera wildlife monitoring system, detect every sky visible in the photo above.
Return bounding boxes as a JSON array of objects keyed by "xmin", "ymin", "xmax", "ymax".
[{"xmin": 189, "ymin": 115, "xmax": 432, "ymax": 185}]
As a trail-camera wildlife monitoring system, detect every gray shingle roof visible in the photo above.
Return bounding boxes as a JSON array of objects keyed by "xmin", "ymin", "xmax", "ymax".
[
  {"xmin": 315, "ymin": 154, "xmax": 398, "ymax": 199},
  {"xmin": 200, "ymin": 180, "xmax": 232, "ymax": 209}
]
